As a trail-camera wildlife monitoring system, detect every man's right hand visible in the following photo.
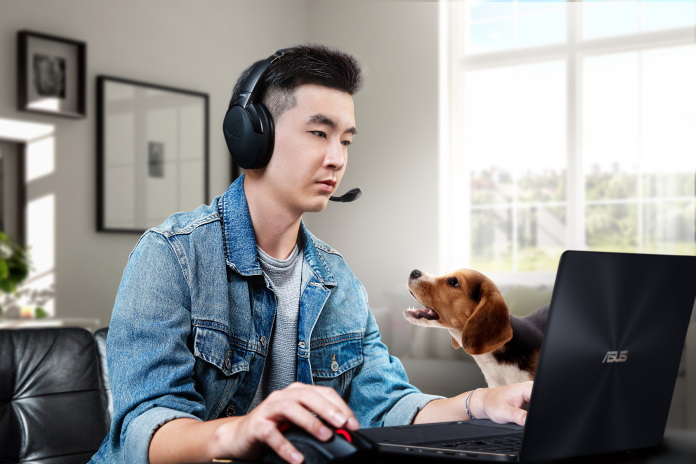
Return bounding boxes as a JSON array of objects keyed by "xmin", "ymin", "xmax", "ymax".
[{"xmin": 149, "ymin": 382, "xmax": 360, "ymax": 464}]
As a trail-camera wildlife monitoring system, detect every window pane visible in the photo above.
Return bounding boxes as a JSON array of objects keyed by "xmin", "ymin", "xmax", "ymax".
[
  {"xmin": 582, "ymin": 51, "xmax": 640, "ymax": 195},
  {"xmin": 465, "ymin": 0, "xmax": 566, "ymax": 54},
  {"xmin": 582, "ymin": 44, "xmax": 696, "ymax": 254},
  {"xmin": 642, "ymin": 200, "xmax": 696, "ymax": 255},
  {"xmin": 582, "ymin": 0, "xmax": 696, "ymax": 40},
  {"xmin": 459, "ymin": 60, "xmax": 566, "ymax": 272},
  {"xmin": 517, "ymin": 3, "xmax": 566, "ymax": 48},
  {"xmin": 463, "ymin": 61, "xmax": 566, "ymax": 207},
  {"xmin": 641, "ymin": 45, "xmax": 696, "ymax": 175},
  {"xmin": 517, "ymin": 206, "xmax": 567, "ymax": 271},
  {"xmin": 585, "ymin": 172, "xmax": 637, "ymax": 202},
  {"xmin": 582, "ymin": 0, "xmax": 639, "ymax": 39},
  {"xmin": 643, "ymin": 1, "xmax": 696, "ymax": 32},
  {"xmin": 585, "ymin": 203, "xmax": 638, "ymax": 251},
  {"xmin": 471, "ymin": 208, "xmax": 513, "ymax": 272}
]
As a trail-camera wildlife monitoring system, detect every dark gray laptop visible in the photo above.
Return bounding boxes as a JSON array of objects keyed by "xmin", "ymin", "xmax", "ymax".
[{"xmin": 361, "ymin": 251, "xmax": 696, "ymax": 462}]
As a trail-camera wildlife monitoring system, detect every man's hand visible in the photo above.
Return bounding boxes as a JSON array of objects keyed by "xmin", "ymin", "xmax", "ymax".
[
  {"xmin": 469, "ymin": 381, "xmax": 532, "ymax": 426},
  {"xmin": 214, "ymin": 382, "xmax": 360, "ymax": 463},
  {"xmin": 149, "ymin": 383, "xmax": 359, "ymax": 464},
  {"xmin": 413, "ymin": 381, "xmax": 533, "ymax": 426}
]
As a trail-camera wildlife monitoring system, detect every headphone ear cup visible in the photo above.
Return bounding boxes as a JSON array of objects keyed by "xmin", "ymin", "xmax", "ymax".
[{"xmin": 223, "ymin": 103, "xmax": 274, "ymax": 169}]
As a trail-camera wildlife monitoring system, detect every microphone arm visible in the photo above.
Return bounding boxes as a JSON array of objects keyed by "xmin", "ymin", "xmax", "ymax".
[{"xmin": 329, "ymin": 188, "xmax": 362, "ymax": 203}]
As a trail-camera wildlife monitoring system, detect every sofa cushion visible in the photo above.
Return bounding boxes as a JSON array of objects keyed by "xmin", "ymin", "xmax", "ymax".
[{"xmin": 0, "ymin": 327, "xmax": 109, "ymax": 464}]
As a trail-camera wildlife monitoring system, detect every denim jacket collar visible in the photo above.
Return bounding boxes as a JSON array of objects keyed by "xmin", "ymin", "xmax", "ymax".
[{"xmin": 219, "ymin": 175, "xmax": 337, "ymax": 287}]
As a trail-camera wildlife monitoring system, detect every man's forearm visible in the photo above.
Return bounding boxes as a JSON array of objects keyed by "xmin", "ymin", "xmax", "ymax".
[
  {"xmin": 413, "ymin": 391, "xmax": 477, "ymax": 424},
  {"xmin": 149, "ymin": 417, "xmax": 237, "ymax": 464},
  {"xmin": 413, "ymin": 382, "xmax": 531, "ymax": 426}
]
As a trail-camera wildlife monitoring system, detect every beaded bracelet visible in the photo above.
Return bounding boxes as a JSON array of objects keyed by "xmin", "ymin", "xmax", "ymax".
[{"xmin": 465, "ymin": 388, "xmax": 485, "ymax": 420}]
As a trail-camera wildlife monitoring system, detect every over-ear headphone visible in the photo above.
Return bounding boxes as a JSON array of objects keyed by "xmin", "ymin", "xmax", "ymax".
[{"xmin": 223, "ymin": 49, "xmax": 288, "ymax": 169}]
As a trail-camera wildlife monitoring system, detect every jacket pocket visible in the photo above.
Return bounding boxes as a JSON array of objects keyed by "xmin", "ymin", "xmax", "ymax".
[
  {"xmin": 192, "ymin": 323, "xmax": 252, "ymax": 419},
  {"xmin": 193, "ymin": 323, "xmax": 249, "ymax": 376},
  {"xmin": 310, "ymin": 333, "xmax": 363, "ymax": 394}
]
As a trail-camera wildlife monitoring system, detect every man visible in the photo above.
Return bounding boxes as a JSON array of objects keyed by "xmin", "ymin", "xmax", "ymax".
[{"xmin": 90, "ymin": 44, "xmax": 532, "ymax": 464}]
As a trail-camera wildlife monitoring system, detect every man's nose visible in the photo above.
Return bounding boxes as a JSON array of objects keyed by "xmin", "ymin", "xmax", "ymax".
[{"xmin": 325, "ymin": 142, "xmax": 346, "ymax": 170}]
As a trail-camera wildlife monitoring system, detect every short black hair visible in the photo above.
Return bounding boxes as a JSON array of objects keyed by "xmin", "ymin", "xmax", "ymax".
[{"xmin": 230, "ymin": 44, "xmax": 364, "ymax": 121}]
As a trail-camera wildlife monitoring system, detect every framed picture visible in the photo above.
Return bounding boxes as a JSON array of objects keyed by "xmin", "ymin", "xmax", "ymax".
[
  {"xmin": 97, "ymin": 76, "xmax": 209, "ymax": 233},
  {"xmin": 0, "ymin": 141, "xmax": 26, "ymax": 246},
  {"xmin": 17, "ymin": 30, "xmax": 87, "ymax": 118}
]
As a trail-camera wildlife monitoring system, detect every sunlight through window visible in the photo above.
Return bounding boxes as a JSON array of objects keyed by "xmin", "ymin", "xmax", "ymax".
[
  {"xmin": 443, "ymin": 0, "xmax": 696, "ymax": 280},
  {"xmin": 0, "ymin": 118, "xmax": 56, "ymax": 317}
]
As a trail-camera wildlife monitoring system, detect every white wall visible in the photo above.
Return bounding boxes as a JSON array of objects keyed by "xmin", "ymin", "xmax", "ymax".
[
  {"xmin": 304, "ymin": 1, "xmax": 440, "ymax": 313},
  {"xmin": 0, "ymin": 0, "xmax": 441, "ymax": 325}
]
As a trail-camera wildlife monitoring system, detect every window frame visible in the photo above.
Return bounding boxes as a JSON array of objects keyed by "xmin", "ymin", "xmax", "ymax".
[{"xmin": 440, "ymin": 0, "xmax": 696, "ymax": 285}]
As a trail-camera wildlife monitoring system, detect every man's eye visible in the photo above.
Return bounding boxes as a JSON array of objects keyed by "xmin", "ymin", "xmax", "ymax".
[
  {"xmin": 341, "ymin": 140, "xmax": 352, "ymax": 147},
  {"xmin": 310, "ymin": 131, "xmax": 327, "ymax": 138}
]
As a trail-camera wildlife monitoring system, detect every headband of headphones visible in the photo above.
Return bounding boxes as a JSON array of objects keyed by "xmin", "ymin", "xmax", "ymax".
[{"xmin": 223, "ymin": 49, "xmax": 289, "ymax": 169}]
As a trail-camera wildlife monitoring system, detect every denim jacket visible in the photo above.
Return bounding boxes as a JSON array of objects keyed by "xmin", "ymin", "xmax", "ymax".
[{"xmin": 90, "ymin": 175, "xmax": 440, "ymax": 463}]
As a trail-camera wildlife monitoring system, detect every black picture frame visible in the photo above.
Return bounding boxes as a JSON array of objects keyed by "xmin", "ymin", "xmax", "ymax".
[
  {"xmin": 17, "ymin": 30, "xmax": 87, "ymax": 118},
  {"xmin": 97, "ymin": 76, "xmax": 209, "ymax": 233}
]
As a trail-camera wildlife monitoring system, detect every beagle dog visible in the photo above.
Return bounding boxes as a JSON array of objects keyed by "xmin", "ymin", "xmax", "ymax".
[{"xmin": 403, "ymin": 268, "xmax": 549, "ymax": 388}]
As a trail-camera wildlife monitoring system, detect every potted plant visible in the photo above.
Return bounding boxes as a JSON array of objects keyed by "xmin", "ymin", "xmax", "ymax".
[{"xmin": 0, "ymin": 231, "xmax": 30, "ymax": 318}]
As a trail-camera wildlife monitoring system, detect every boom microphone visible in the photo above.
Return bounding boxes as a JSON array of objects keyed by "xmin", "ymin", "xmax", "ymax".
[{"xmin": 329, "ymin": 188, "xmax": 362, "ymax": 203}]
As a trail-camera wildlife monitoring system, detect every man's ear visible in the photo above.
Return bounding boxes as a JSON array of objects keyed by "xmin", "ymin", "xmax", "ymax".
[{"xmin": 461, "ymin": 291, "xmax": 512, "ymax": 355}]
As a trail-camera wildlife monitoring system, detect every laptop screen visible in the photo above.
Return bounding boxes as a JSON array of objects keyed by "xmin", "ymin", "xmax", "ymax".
[{"xmin": 520, "ymin": 251, "xmax": 696, "ymax": 462}]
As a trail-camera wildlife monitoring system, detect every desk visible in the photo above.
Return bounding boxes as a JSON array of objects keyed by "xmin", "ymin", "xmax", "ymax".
[
  {"xmin": 374, "ymin": 428, "xmax": 696, "ymax": 463},
  {"xmin": 210, "ymin": 428, "xmax": 696, "ymax": 464}
]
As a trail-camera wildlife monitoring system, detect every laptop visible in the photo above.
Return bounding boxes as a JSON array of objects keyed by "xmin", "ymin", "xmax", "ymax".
[{"xmin": 360, "ymin": 251, "xmax": 696, "ymax": 462}]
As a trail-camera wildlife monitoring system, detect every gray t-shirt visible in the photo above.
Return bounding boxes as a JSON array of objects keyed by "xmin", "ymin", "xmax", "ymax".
[{"xmin": 250, "ymin": 243, "xmax": 303, "ymax": 409}]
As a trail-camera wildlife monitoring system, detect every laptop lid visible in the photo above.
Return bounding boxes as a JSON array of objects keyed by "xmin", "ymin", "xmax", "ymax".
[{"xmin": 519, "ymin": 251, "xmax": 696, "ymax": 462}]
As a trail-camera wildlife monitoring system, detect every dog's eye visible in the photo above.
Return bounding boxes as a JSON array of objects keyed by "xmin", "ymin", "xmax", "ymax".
[{"xmin": 447, "ymin": 277, "xmax": 459, "ymax": 288}]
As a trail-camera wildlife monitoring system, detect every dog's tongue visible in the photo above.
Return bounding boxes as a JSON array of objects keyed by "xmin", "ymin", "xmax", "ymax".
[{"xmin": 406, "ymin": 308, "xmax": 440, "ymax": 320}]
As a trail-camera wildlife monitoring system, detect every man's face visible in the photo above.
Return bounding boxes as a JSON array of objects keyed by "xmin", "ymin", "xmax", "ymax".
[{"xmin": 261, "ymin": 83, "xmax": 356, "ymax": 214}]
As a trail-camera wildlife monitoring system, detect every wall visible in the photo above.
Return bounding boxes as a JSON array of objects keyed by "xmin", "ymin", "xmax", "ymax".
[
  {"xmin": 0, "ymin": 0, "xmax": 310, "ymax": 325},
  {"xmin": 303, "ymin": 1, "xmax": 440, "ymax": 315},
  {"xmin": 0, "ymin": 0, "xmax": 440, "ymax": 326}
]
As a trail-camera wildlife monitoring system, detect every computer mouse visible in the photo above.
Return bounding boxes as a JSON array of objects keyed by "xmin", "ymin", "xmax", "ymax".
[{"xmin": 262, "ymin": 424, "xmax": 376, "ymax": 464}]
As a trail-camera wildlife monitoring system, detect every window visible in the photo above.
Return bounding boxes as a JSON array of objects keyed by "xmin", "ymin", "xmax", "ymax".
[{"xmin": 441, "ymin": 0, "xmax": 696, "ymax": 282}]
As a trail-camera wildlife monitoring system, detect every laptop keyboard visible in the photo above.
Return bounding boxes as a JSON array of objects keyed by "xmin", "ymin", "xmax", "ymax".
[{"xmin": 430, "ymin": 435, "xmax": 522, "ymax": 454}]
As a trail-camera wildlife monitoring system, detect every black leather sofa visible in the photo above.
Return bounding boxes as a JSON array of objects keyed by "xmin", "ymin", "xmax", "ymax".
[{"xmin": 0, "ymin": 327, "xmax": 111, "ymax": 464}]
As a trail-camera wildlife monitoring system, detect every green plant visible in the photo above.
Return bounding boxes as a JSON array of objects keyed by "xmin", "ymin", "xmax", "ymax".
[{"xmin": 0, "ymin": 231, "xmax": 29, "ymax": 295}]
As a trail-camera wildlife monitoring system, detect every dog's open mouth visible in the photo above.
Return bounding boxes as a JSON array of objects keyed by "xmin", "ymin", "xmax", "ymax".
[
  {"xmin": 406, "ymin": 290, "xmax": 441, "ymax": 321},
  {"xmin": 404, "ymin": 307, "xmax": 440, "ymax": 321}
]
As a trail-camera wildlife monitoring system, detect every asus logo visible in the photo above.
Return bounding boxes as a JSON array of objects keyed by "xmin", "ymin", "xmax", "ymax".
[{"xmin": 603, "ymin": 350, "xmax": 629, "ymax": 363}]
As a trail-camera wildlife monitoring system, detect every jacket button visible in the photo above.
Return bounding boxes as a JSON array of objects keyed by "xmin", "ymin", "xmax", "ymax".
[
  {"xmin": 225, "ymin": 405, "xmax": 236, "ymax": 416},
  {"xmin": 260, "ymin": 336, "xmax": 267, "ymax": 347},
  {"xmin": 224, "ymin": 357, "xmax": 232, "ymax": 370},
  {"xmin": 298, "ymin": 341, "xmax": 306, "ymax": 349},
  {"xmin": 331, "ymin": 361, "xmax": 339, "ymax": 372}
]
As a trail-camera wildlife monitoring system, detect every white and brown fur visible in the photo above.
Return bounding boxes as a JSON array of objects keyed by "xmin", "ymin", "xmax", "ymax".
[{"xmin": 403, "ymin": 268, "xmax": 549, "ymax": 388}]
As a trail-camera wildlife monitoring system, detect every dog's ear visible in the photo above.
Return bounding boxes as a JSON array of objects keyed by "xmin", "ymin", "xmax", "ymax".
[{"xmin": 461, "ymin": 291, "xmax": 512, "ymax": 355}]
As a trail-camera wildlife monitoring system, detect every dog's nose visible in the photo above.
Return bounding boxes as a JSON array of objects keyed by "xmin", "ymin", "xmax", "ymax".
[{"xmin": 410, "ymin": 269, "xmax": 422, "ymax": 280}]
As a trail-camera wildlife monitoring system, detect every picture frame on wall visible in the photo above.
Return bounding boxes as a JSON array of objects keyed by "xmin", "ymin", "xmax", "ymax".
[
  {"xmin": 96, "ymin": 76, "xmax": 209, "ymax": 233},
  {"xmin": 17, "ymin": 30, "xmax": 87, "ymax": 118}
]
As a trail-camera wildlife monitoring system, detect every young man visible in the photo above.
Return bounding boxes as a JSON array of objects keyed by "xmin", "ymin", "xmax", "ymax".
[{"xmin": 89, "ymin": 45, "xmax": 532, "ymax": 464}]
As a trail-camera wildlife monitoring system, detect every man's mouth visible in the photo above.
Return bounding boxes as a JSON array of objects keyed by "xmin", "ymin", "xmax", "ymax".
[{"xmin": 317, "ymin": 179, "xmax": 336, "ymax": 193}]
